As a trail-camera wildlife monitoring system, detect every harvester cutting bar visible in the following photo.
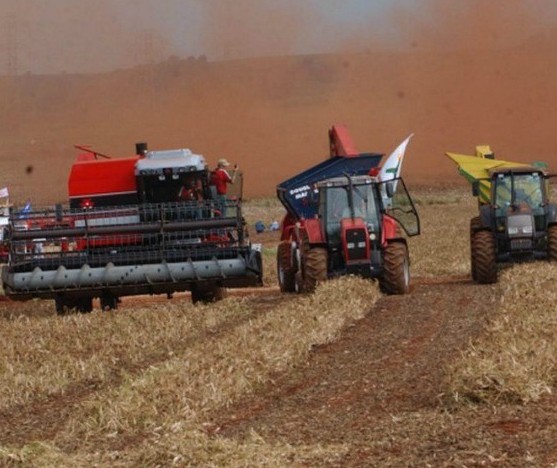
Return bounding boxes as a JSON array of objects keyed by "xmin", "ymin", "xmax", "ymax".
[
  {"xmin": 2, "ymin": 200, "xmax": 261, "ymax": 297},
  {"xmin": 3, "ymin": 254, "xmax": 255, "ymax": 297}
]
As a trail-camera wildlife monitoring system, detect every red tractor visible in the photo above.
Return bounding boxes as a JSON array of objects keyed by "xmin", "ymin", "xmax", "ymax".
[
  {"xmin": 276, "ymin": 125, "xmax": 420, "ymax": 294},
  {"xmin": 1, "ymin": 143, "xmax": 262, "ymax": 312}
]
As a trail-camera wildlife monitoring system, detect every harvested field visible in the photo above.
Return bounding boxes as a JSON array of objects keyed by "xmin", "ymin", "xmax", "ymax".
[{"xmin": 1, "ymin": 190, "xmax": 557, "ymax": 466}]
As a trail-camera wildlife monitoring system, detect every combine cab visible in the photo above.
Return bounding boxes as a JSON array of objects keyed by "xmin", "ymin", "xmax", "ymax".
[
  {"xmin": 1, "ymin": 144, "xmax": 262, "ymax": 312},
  {"xmin": 276, "ymin": 125, "xmax": 420, "ymax": 294},
  {"xmin": 447, "ymin": 148, "xmax": 557, "ymax": 283}
]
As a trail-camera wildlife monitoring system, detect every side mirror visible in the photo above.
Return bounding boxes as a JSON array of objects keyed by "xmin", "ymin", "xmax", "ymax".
[
  {"xmin": 385, "ymin": 181, "xmax": 395, "ymax": 198},
  {"xmin": 472, "ymin": 181, "xmax": 480, "ymax": 197}
]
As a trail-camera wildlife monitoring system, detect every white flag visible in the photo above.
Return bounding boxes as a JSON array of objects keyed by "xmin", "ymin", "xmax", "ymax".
[
  {"xmin": 0, "ymin": 187, "xmax": 9, "ymax": 198},
  {"xmin": 378, "ymin": 134, "xmax": 414, "ymax": 183}
]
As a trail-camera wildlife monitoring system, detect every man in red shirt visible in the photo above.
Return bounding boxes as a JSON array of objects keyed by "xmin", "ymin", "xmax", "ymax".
[{"xmin": 211, "ymin": 158, "xmax": 238, "ymax": 215}]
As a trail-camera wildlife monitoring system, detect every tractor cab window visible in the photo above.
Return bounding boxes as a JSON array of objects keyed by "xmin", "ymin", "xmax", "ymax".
[
  {"xmin": 494, "ymin": 174, "xmax": 512, "ymax": 211},
  {"xmin": 514, "ymin": 173, "xmax": 543, "ymax": 208},
  {"xmin": 138, "ymin": 172, "xmax": 205, "ymax": 204},
  {"xmin": 323, "ymin": 184, "xmax": 379, "ymax": 244},
  {"xmin": 495, "ymin": 173, "xmax": 544, "ymax": 212}
]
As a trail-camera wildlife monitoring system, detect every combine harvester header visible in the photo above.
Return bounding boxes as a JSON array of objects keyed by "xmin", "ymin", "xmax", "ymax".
[{"xmin": 1, "ymin": 142, "xmax": 263, "ymax": 313}]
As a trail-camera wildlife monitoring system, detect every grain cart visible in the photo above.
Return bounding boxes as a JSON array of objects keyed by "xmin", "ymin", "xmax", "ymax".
[
  {"xmin": 276, "ymin": 125, "xmax": 420, "ymax": 294},
  {"xmin": 447, "ymin": 148, "xmax": 557, "ymax": 284},
  {"xmin": 1, "ymin": 143, "xmax": 262, "ymax": 312}
]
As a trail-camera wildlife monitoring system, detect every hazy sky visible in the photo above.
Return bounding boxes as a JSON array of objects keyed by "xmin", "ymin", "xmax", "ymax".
[{"xmin": 2, "ymin": 0, "xmax": 557, "ymax": 74}]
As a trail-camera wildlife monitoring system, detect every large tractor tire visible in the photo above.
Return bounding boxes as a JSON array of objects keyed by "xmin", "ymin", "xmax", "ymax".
[
  {"xmin": 277, "ymin": 241, "xmax": 297, "ymax": 292},
  {"xmin": 471, "ymin": 230, "xmax": 497, "ymax": 284},
  {"xmin": 100, "ymin": 293, "xmax": 119, "ymax": 311},
  {"xmin": 380, "ymin": 241, "xmax": 410, "ymax": 295},
  {"xmin": 548, "ymin": 225, "xmax": 557, "ymax": 261},
  {"xmin": 469, "ymin": 216, "xmax": 481, "ymax": 281},
  {"xmin": 301, "ymin": 247, "xmax": 328, "ymax": 293},
  {"xmin": 55, "ymin": 296, "xmax": 93, "ymax": 315},
  {"xmin": 191, "ymin": 285, "xmax": 227, "ymax": 304}
]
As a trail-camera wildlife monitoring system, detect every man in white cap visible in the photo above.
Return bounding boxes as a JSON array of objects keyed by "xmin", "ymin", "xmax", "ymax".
[{"xmin": 211, "ymin": 158, "xmax": 239, "ymax": 215}]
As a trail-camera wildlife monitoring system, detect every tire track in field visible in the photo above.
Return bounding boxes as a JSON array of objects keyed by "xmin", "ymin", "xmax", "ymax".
[
  {"xmin": 0, "ymin": 290, "xmax": 293, "ymax": 448},
  {"xmin": 209, "ymin": 277, "xmax": 498, "ymax": 450}
]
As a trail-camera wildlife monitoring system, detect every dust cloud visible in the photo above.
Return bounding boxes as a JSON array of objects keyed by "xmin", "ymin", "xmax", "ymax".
[{"xmin": 1, "ymin": 2, "xmax": 557, "ymax": 205}]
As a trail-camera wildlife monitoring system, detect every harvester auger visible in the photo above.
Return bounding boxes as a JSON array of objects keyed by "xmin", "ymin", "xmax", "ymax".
[
  {"xmin": 447, "ymin": 147, "xmax": 557, "ymax": 284},
  {"xmin": 276, "ymin": 125, "xmax": 420, "ymax": 294},
  {"xmin": 1, "ymin": 143, "xmax": 262, "ymax": 313}
]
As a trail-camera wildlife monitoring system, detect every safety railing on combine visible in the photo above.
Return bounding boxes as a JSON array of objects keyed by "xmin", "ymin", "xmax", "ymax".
[{"xmin": 6, "ymin": 200, "xmax": 247, "ymax": 273}]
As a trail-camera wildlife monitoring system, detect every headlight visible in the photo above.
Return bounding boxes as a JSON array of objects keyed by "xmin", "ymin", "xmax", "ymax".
[
  {"xmin": 369, "ymin": 233, "xmax": 376, "ymax": 241},
  {"xmin": 508, "ymin": 227, "xmax": 519, "ymax": 235},
  {"xmin": 522, "ymin": 225, "xmax": 533, "ymax": 235}
]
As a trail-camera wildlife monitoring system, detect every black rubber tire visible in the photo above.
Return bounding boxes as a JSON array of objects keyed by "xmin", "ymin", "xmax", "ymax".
[
  {"xmin": 100, "ymin": 293, "xmax": 119, "ymax": 311},
  {"xmin": 55, "ymin": 296, "xmax": 93, "ymax": 315},
  {"xmin": 55, "ymin": 297, "xmax": 67, "ymax": 315},
  {"xmin": 76, "ymin": 297, "xmax": 93, "ymax": 313},
  {"xmin": 471, "ymin": 230, "xmax": 497, "ymax": 284},
  {"xmin": 301, "ymin": 247, "xmax": 328, "ymax": 293},
  {"xmin": 469, "ymin": 216, "xmax": 481, "ymax": 281},
  {"xmin": 277, "ymin": 241, "xmax": 297, "ymax": 292},
  {"xmin": 548, "ymin": 225, "xmax": 557, "ymax": 261},
  {"xmin": 191, "ymin": 285, "xmax": 227, "ymax": 304},
  {"xmin": 380, "ymin": 242, "xmax": 410, "ymax": 295}
]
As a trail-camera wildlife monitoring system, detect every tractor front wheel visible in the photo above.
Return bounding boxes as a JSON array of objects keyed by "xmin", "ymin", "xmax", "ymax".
[
  {"xmin": 547, "ymin": 225, "xmax": 557, "ymax": 261},
  {"xmin": 301, "ymin": 247, "xmax": 328, "ymax": 293},
  {"xmin": 469, "ymin": 216, "xmax": 481, "ymax": 281},
  {"xmin": 380, "ymin": 241, "xmax": 410, "ymax": 294},
  {"xmin": 277, "ymin": 241, "xmax": 297, "ymax": 292},
  {"xmin": 471, "ymin": 230, "xmax": 497, "ymax": 284}
]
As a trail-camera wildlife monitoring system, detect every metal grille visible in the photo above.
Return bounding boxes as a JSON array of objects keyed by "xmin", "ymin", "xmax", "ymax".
[
  {"xmin": 345, "ymin": 228, "xmax": 367, "ymax": 261},
  {"xmin": 6, "ymin": 200, "xmax": 247, "ymax": 273},
  {"xmin": 510, "ymin": 239, "xmax": 533, "ymax": 251}
]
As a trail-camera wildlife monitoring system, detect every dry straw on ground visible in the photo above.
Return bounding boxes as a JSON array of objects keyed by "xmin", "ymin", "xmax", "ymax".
[
  {"xmin": 0, "ymin": 277, "xmax": 379, "ymax": 466},
  {"xmin": 448, "ymin": 263, "xmax": 557, "ymax": 404}
]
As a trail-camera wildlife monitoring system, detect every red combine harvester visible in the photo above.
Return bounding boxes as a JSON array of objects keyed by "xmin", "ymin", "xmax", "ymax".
[
  {"xmin": 1, "ymin": 143, "xmax": 262, "ymax": 313},
  {"xmin": 276, "ymin": 125, "xmax": 420, "ymax": 294}
]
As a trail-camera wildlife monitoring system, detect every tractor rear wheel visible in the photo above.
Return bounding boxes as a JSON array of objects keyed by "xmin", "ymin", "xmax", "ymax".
[
  {"xmin": 277, "ymin": 241, "xmax": 297, "ymax": 292},
  {"xmin": 471, "ymin": 230, "xmax": 497, "ymax": 284},
  {"xmin": 548, "ymin": 225, "xmax": 557, "ymax": 261},
  {"xmin": 380, "ymin": 241, "xmax": 410, "ymax": 294},
  {"xmin": 301, "ymin": 247, "xmax": 328, "ymax": 293},
  {"xmin": 469, "ymin": 216, "xmax": 481, "ymax": 281}
]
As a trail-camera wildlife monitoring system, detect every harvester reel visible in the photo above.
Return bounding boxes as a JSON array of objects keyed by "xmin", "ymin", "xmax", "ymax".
[{"xmin": 380, "ymin": 241, "xmax": 410, "ymax": 294}]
